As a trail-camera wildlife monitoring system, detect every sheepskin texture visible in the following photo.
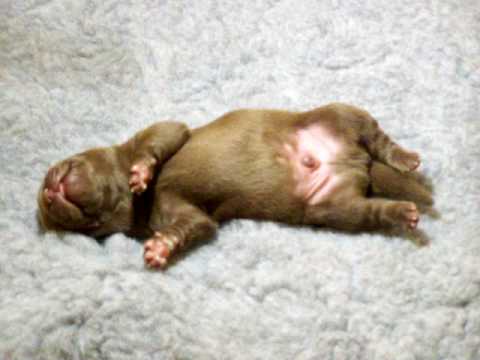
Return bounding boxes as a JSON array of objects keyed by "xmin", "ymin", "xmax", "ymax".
[{"xmin": 1, "ymin": 0, "xmax": 480, "ymax": 359}]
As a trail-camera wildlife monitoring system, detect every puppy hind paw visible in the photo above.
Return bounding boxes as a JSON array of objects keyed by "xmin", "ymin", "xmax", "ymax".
[
  {"xmin": 389, "ymin": 147, "xmax": 421, "ymax": 172},
  {"xmin": 394, "ymin": 201, "xmax": 420, "ymax": 230}
]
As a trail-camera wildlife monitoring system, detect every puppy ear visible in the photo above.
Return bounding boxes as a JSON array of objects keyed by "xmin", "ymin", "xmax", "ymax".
[{"xmin": 36, "ymin": 207, "xmax": 58, "ymax": 232}]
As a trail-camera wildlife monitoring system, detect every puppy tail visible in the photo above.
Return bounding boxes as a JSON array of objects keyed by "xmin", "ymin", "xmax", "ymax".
[{"xmin": 369, "ymin": 161, "xmax": 433, "ymax": 206}]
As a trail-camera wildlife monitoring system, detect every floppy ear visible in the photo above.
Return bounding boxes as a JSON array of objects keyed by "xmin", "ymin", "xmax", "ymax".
[{"xmin": 36, "ymin": 206, "xmax": 59, "ymax": 232}]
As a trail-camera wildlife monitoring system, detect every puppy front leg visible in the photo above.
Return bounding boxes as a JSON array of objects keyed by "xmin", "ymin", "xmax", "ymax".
[
  {"xmin": 144, "ymin": 192, "xmax": 218, "ymax": 269},
  {"xmin": 124, "ymin": 122, "xmax": 190, "ymax": 194}
]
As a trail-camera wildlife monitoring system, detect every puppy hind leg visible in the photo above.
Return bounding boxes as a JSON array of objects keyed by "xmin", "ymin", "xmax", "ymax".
[
  {"xmin": 301, "ymin": 104, "xmax": 420, "ymax": 172},
  {"xmin": 305, "ymin": 196, "xmax": 420, "ymax": 232},
  {"xmin": 320, "ymin": 104, "xmax": 420, "ymax": 172},
  {"xmin": 352, "ymin": 108, "xmax": 421, "ymax": 172},
  {"xmin": 369, "ymin": 161, "xmax": 433, "ymax": 206}
]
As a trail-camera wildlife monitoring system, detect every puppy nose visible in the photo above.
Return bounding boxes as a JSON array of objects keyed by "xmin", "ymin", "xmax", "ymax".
[
  {"xmin": 45, "ymin": 167, "xmax": 61, "ymax": 192},
  {"xmin": 44, "ymin": 180, "xmax": 68, "ymax": 206},
  {"xmin": 44, "ymin": 162, "xmax": 72, "ymax": 200}
]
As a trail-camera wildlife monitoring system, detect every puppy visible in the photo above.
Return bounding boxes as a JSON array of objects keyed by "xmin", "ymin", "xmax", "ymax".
[{"xmin": 38, "ymin": 103, "xmax": 433, "ymax": 269}]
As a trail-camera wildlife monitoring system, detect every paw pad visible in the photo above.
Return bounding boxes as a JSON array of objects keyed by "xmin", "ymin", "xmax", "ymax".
[{"xmin": 143, "ymin": 232, "xmax": 180, "ymax": 269}]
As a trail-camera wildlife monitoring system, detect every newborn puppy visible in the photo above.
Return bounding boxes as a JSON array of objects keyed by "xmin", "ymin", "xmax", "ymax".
[{"xmin": 38, "ymin": 103, "xmax": 433, "ymax": 269}]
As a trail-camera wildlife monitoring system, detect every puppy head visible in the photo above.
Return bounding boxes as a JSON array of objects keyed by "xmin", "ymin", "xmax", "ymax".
[{"xmin": 37, "ymin": 147, "xmax": 132, "ymax": 236}]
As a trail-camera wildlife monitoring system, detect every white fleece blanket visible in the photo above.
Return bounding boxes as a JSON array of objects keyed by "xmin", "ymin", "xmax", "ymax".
[{"xmin": 1, "ymin": 0, "xmax": 479, "ymax": 359}]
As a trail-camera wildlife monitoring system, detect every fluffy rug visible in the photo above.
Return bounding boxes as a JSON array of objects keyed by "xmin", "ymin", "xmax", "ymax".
[{"xmin": 1, "ymin": 0, "xmax": 479, "ymax": 359}]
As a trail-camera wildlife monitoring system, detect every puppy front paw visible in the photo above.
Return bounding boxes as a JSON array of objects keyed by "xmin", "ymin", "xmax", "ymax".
[
  {"xmin": 129, "ymin": 159, "xmax": 156, "ymax": 194},
  {"xmin": 389, "ymin": 147, "xmax": 421, "ymax": 172},
  {"xmin": 143, "ymin": 232, "xmax": 180, "ymax": 269}
]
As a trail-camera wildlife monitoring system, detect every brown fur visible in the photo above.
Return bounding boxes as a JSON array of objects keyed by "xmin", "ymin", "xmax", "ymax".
[{"xmin": 38, "ymin": 103, "xmax": 433, "ymax": 268}]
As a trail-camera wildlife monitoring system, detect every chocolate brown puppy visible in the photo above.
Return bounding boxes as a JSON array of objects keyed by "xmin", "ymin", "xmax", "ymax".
[{"xmin": 38, "ymin": 103, "xmax": 433, "ymax": 269}]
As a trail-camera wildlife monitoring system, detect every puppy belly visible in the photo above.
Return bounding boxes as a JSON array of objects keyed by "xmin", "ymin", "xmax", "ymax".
[{"xmin": 282, "ymin": 124, "xmax": 343, "ymax": 205}]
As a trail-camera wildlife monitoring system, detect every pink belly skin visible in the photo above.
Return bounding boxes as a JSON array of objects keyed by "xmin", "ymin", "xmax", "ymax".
[{"xmin": 283, "ymin": 125, "xmax": 343, "ymax": 205}]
